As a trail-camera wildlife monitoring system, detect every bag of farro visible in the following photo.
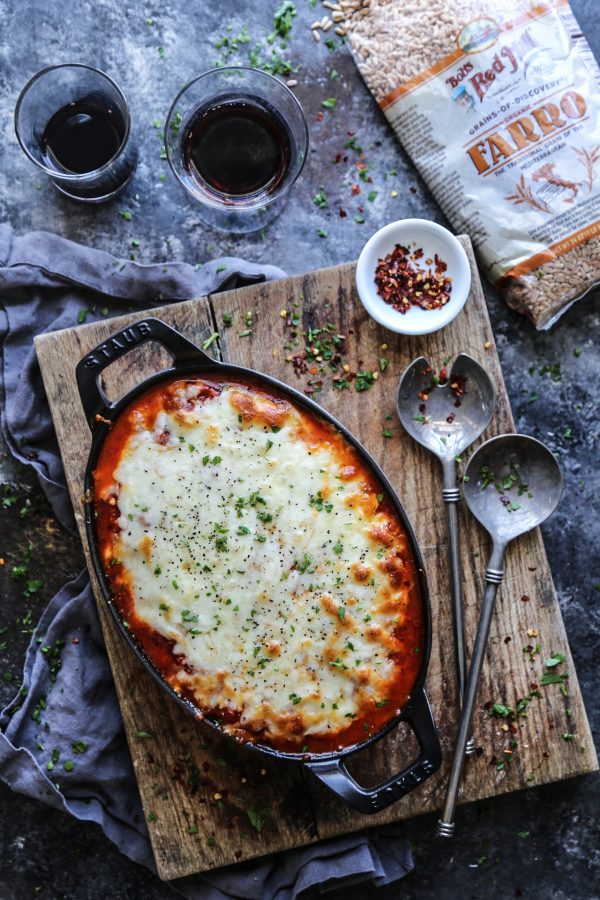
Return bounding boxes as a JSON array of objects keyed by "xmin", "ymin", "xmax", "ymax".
[{"xmin": 339, "ymin": 0, "xmax": 600, "ymax": 328}]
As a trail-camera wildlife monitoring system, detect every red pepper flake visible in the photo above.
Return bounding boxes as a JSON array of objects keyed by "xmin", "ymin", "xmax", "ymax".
[
  {"xmin": 504, "ymin": 636, "xmax": 511, "ymax": 644},
  {"xmin": 409, "ymin": 185, "xmax": 417, "ymax": 194},
  {"xmin": 339, "ymin": 208, "xmax": 347, "ymax": 218},
  {"xmin": 521, "ymin": 594, "xmax": 530, "ymax": 602},
  {"xmin": 351, "ymin": 184, "xmax": 361, "ymax": 195},
  {"xmin": 334, "ymin": 152, "xmax": 343, "ymax": 164},
  {"xmin": 450, "ymin": 376, "xmax": 466, "ymax": 402},
  {"xmin": 446, "ymin": 413, "xmax": 455, "ymax": 424},
  {"xmin": 315, "ymin": 111, "xmax": 324, "ymax": 122},
  {"xmin": 372, "ymin": 238, "xmax": 454, "ymax": 314}
]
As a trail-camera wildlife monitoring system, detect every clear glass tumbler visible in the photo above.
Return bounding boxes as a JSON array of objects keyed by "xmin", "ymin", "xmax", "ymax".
[
  {"xmin": 15, "ymin": 64, "xmax": 138, "ymax": 203},
  {"xmin": 165, "ymin": 67, "xmax": 309, "ymax": 233}
]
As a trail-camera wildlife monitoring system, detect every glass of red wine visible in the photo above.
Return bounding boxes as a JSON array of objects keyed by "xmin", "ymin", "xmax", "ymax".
[
  {"xmin": 165, "ymin": 67, "xmax": 308, "ymax": 233},
  {"xmin": 15, "ymin": 64, "xmax": 137, "ymax": 203}
]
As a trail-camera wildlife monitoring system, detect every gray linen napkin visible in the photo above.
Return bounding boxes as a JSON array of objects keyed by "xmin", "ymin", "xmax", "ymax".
[{"xmin": 0, "ymin": 224, "xmax": 414, "ymax": 899}]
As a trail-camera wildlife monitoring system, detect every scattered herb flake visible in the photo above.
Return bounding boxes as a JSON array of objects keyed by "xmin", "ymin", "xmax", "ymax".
[
  {"xmin": 313, "ymin": 189, "xmax": 328, "ymax": 209},
  {"xmin": 202, "ymin": 332, "xmax": 220, "ymax": 350}
]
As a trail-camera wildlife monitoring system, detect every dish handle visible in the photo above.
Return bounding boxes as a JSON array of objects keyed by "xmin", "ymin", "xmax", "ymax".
[
  {"xmin": 76, "ymin": 317, "xmax": 218, "ymax": 427},
  {"xmin": 305, "ymin": 689, "xmax": 441, "ymax": 814}
]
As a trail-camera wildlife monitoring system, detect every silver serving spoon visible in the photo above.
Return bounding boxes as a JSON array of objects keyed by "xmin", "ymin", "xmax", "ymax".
[
  {"xmin": 397, "ymin": 353, "xmax": 496, "ymax": 753},
  {"xmin": 437, "ymin": 434, "xmax": 563, "ymax": 837}
]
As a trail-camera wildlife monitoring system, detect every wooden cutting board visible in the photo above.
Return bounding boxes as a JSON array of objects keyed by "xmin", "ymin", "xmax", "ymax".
[{"xmin": 35, "ymin": 239, "xmax": 597, "ymax": 882}]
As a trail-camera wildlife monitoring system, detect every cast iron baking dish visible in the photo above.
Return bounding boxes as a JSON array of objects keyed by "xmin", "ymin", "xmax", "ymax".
[{"xmin": 76, "ymin": 317, "xmax": 441, "ymax": 814}]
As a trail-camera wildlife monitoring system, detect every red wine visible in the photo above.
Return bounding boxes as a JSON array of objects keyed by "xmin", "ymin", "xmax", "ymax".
[
  {"xmin": 41, "ymin": 99, "xmax": 126, "ymax": 174},
  {"xmin": 182, "ymin": 97, "xmax": 291, "ymax": 197}
]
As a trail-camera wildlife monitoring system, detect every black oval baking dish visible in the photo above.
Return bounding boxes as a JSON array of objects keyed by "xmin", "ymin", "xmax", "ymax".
[{"xmin": 76, "ymin": 316, "xmax": 442, "ymax": 814}]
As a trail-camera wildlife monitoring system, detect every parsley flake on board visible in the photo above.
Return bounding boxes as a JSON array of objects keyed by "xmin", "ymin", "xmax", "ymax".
[
  {"xmin": 540, "ymin": 672, "xmax": 569, "ymax": 686},
  {"xmin": 545, "ymin": 651, "xmax": 567, "ymax": 668},
  {"xmin": 202, "ymin": 332, "xmax": 220, "ymax": 350},
  {"xmin": 354, "ymin": 371, "xmax": 375, "ymax": 392},
  {"xmin": 247, "ymin": 806, "xmax": 270, "ymax": 832}
]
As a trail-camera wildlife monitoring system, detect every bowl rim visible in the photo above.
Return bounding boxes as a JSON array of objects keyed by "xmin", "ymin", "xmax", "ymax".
[{"xmin": 355, "ymin": 218, "xmax": 471, "ymax": 335}]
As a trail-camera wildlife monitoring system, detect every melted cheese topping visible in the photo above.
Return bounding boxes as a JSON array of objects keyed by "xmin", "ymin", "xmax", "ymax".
[{"xmin": 94, "ymin": 377, "xmax": 423, "ymax": 753}]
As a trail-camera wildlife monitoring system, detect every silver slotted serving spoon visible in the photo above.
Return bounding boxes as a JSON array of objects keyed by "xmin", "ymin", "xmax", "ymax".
[
  {"xmin": 437, "ymin": 433, "xmax": 563, "ymax": 837},
  {"xmin": 397, "ymin": 353, "xmax": 496, "ymax": 752}
]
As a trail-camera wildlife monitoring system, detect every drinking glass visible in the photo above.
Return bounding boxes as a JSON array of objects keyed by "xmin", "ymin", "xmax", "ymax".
[
  {"xmin": 165, "ymin": 67, "xmax": 309, "ymax": 233},
  {"xmin": 15, "ymin": 64, "xmax": 138, "ymax": 203}
]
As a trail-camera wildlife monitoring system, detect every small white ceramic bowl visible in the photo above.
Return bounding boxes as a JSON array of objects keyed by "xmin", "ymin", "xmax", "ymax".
[{"xmin": 355, "ymin": 219, "xmax": 471, "ymax": 335}]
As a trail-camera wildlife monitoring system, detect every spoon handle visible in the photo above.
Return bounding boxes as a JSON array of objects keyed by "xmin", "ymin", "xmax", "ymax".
[
  {"xmin": 436, "ymin": 545, "xmax": 505, "ymax": 837},
  {"xmin": 442, "ymin": 465, "xmax": 475, "ymax": 755}
]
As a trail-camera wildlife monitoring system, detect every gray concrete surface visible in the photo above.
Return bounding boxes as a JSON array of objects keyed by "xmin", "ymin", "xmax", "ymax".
[{"xmin": 0, "ymin": 0, "xmax": 599, "ymax": 897}]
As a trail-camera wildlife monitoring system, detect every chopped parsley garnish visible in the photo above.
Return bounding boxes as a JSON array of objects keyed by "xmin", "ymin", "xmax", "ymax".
[
  {"xmin": 540, "ymin": 672, "xmax": 569, "ymax": 686},
  {"xmin": 297, "ymin": 553, "xmax": 312, "ymax": 573},
  {"xmin": 309, "ymin": 491, "xmax": 333, "ymax": 513},
  {"xmin": 313, "ymin": 189, "xmax": 328, "ymax": 209},
  {"xmin": 71, "ymin": 741, "xmax": 88, "ymax": 753},
  {"xmin": 247, "ymin": 806, "xmax": 270, "ymax": 832},
  {"xmin": 202, "ymin": 332, "xmax": 220, "ymax": 350},
  {"xmin": 270, "ymin": 0, "xmax": 296, "ymax": 40}
]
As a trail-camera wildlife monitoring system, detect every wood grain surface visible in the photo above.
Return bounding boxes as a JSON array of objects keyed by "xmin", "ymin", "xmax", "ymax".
[{"xmin": 35, "ymin": 239, "xmax": 597, "ymax": 881}]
